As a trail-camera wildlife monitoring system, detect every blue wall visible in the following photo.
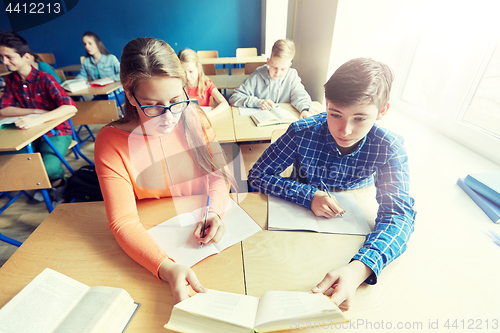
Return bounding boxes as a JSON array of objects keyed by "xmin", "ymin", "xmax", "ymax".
[{"xmin": 0, "ymin": 0, "xmax": 262, "ymax": 67}]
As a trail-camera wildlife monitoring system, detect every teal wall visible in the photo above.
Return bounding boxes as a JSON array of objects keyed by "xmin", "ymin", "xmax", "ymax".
[{"xmin": 0, "ymin": 0, "xmax": 262, "ymax": 67}]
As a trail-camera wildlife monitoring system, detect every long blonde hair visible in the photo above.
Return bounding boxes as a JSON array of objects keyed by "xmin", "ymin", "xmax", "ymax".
[
  {"xmin": 178, "ymin": 48, "xmax": 208, "ymax": 98},
  {"xmin": 115, "ymin": 37, "xmax": 233, "ymax": 186}
]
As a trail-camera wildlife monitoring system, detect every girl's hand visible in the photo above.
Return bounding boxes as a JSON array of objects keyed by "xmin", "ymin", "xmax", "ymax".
[
  {"xmin": 159, "ymin": 259, "xmax": 206, "ymax": 304},
  {"xmin": 194, "ymin": 212, "xmax": 226, "ymax": 245},
  {"xmin": 310, "ymin": 190, "xmax": 345, "ymax": 218}
]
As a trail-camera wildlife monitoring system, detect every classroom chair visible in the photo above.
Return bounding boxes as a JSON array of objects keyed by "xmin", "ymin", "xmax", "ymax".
[
  {"xmin": 235, "ymin": 47, "xmax": 258, "ymax": 70},
  {"xmin": 68, "ymin": 100, "xmax": 120, "ymax": 165},
  {"xmin": 36, "ymin": 53, "xmax": 57, "ymax": 68},
  {"xmin": 54, "ymin": 69, "xmax": 67, "ymax": 82},
  {"xmin": 236, "ymin": 47, "xmax": 258, "ymax": 58},
  {"xmin": 0, "ymin": 63, "xmax": 7, "ymax": 73},
  {"xmin": 0, "ymin": 153, "xmax": 53, "ymax": 245},
  {"xmin": 244, "ymin": 62, "xmax": 266, "ymax": 74},
  {"xmin": 197, "ymin": 50, "xmax": 218, "ymax": 75}
]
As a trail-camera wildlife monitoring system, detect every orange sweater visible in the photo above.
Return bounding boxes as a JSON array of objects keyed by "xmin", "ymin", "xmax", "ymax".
[{"xmin": 94, "ymin": 121, "xmax": 229, "ymax": 278}]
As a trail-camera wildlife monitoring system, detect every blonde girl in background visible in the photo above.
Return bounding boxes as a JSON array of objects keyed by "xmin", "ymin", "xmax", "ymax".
[{"xmin": 178, "ymin": 48, "xmax": 229, "ymax": 117}]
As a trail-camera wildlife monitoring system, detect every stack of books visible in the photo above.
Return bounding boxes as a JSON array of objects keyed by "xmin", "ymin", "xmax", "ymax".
[{"xmin": 457, "ymin": 171, "xmax": 500, "ymax": 223}]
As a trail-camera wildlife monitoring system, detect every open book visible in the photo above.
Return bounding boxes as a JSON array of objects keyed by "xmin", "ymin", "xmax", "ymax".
[
  {"xmin": 250, "ymin": 107, "xmax": 298, "ymax": 127},
  {"xmin": 61, "ymin": 78, "xmax": 88, "ymax": 92},
  {"xmin": 0, "ymin": 268, "xmax": 139, "ymax": 333},
  {"xmin": 90, "ymin": 77, "xmax": 115, "ymax": 87},
  {"xmin": 268, "ymin": 193, "xmax": 371, "ymax": 235},
  {"xmin": 165, "ymin": 289, "xmax": 348, "ymax": 333},
  {"xmin": 148, "ymin": 198, "xmax": 261, "ymax": 267}
]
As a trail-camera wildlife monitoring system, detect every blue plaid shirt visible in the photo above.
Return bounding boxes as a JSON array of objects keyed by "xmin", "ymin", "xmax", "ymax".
[{"xmin": 248, "ymin": 113, "xmax": 416, "ymax": 284}]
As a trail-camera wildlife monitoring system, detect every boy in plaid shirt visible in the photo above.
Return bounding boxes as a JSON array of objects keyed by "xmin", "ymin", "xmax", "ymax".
[{"xmin": 0, "ymin": 31, "xmax": 76, "ymax": 188}]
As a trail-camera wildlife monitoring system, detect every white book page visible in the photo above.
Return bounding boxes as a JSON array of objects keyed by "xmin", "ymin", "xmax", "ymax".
[
  {"xmin": 149, "ymin": 199, "xmax": 261, "ymax": 267},
  {"xmin": 316, "ymin": 193, "xmax": 371, "ymax": 235},
  {"xmin": 254, "ymin": 291, "xmax": 339, "ymax": 328},
  {"xmin": 0, "ymin": 268, "xmax": 89, "ymax": 333},
  {"xmin": 213, "ymin": 199, "xmax": 262, "ymax": 252},
  {"xmin": 148, "ymin": 211, "xmax": 219, "ymax": 267},
  {"xmin": 238, "ymin": 107, "xmax": 261, "ymax": 116},
  {"xmin": 173, "ymin": 289, "xmax": 259, "ymax": 330},
  {"xmin": 268, "ymin": 195, "xmax": 319, "ymax": 232},
  {"xmin": 200, "ymin": 106, "xmax": 212, "ymax": 114},
  {"xmin": 88, "ymin": 289, "xmax": 137, "ymax": 333},
  {"xmin": 53, "ymin": 287, "xmax": 123, "ymax": 333},
  {"xmin": 271, "ymin": 107, "xmax": 298, "ymax": 121},
  {"xmin": 268, "ymin": 193, "xmax": 371, "ymax": 235},
  {"xmin": 252, "ymin": 111, "xmax": 278, "ymax": 124}
]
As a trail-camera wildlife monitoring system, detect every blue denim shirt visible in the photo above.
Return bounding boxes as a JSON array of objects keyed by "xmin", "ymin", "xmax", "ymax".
[
  {"xmin": 248, "ymin": 113, "xmax": 416, "ymax": 284},
  {"xmin": 76, "ymin": 54, "xmax": 120, "ymax": 81}
]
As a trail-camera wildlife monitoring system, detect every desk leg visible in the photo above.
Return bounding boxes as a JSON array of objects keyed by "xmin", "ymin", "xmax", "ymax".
[
  {"xmin": 25, "ymin": 143, "xmax": 54, "ymax": 213},
  {"xmin": 113, "ymin": 90, "xmax": 124, "ymax": 117},
  {"xmin": 41, "ymin": 134, "xmax": 74, "ymax": 174}
]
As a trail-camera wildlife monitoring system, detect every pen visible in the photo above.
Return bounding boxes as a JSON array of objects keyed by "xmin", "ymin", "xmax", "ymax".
[
  {"xmin": 320, "ymin": 180, "xmax": 343, "ymax": 217},
  {"xmin": 200, "ymin": 196, "xmax": 211, "ymax": 248}
]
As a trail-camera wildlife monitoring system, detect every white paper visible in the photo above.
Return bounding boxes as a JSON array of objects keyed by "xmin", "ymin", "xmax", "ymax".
[
  {"xmin": 268, "ymin": 193, "xmax": 371, "ymax": 235},
  {"xmin": 238, "ymin": 107, "xmax": 262, "ymax": 116},
  {"xmin": 148, "ymin": 199, "xmax": 261, "ymax": 267}
]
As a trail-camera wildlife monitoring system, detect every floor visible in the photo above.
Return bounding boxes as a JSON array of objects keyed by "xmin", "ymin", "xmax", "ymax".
[{"xmin": 0, "ymin": 124, "xmax": 101, "ymax": 267}]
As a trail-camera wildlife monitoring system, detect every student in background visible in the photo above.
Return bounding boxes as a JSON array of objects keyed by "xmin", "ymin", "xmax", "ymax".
[
  {"xmin": 76, "ymin": 31, "xmax": 120, "ymax": 82},
  {"xmin": 27, "ymin": 52, "xmax": 61, "ymax": 84},
  {"xmin": 0, "ymin": 31, "xmax": 77, "ymax": 196},
  {"xmin": 178, "ymin": 48, "xmax": 229, "ymax": 116},
  {"xmin": 229, "ymin": 39, "xmax": 313, "ymax": 119},
  {"xmin": 94, "ymin": 37, "xmax": 233, "ymax": 303},
  {"xmin": 248, "ymin": 58, "xmax": 416, "ymax": 310}
]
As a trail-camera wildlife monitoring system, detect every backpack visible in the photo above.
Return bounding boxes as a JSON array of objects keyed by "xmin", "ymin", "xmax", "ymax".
[{"xmin": 64, "ymin": 165, "xmax": 103, "ymax": 202}]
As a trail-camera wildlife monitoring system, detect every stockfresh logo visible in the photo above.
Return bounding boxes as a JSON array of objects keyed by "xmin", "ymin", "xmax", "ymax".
[{"xmin": 4, "ymin": 0, "xmax": 79, "ymax": 32}]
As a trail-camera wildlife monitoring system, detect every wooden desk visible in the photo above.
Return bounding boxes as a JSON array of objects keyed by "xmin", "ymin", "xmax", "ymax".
[
  {"xmin": 208, "ymin": 74, "xmax": 248, "ymax": 89},
  {"xmin": 208, "ymin": 106, "xmax": 235, "ymax": 143},
  {"xmin": 199, "ymin": 56, "xmax": 267, "ymax": 65},
  {"xmin": 66, "ymin": 81, "xmax": 122, "ymax": 97},
  {"xmin": 232, "ymin": 102, "xmax": 323, "ymax": 142},
  {"xmin": 67, "ymin": 81, "xmax": 124, "ymax": 116},
  {"xmin": 0, "ymin": 114, "xmax": 73, "ymax": 152},
  {"xmin": 0, "ymin": 196, "xmax": 245, "ymax": 333}
]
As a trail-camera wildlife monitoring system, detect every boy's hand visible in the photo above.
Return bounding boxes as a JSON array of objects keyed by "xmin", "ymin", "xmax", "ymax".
[
  {"xmin": 260, "ymin": 99, "xmax": 276, "ymax": 110},
  {"xmin": 300, "ymin": 110, "xmax": 313, "ymax": 119},
  {"xmin": 159, "ymin": 259, "xmax": 206, "ymax": 304},
  {"xmin": 311, "ymin": 260, "xmax": 372, "ymax": 311},
  {"xmin": 310, "ymin": 190, "xmax": 345, "ymax": 218},
  {"xmin": 15, "ymin": 115, "xmax": 45, "ymax": 129},
  {"xmin": 194, "ymin": 212, "xmax": 226, "ymax": 245}
]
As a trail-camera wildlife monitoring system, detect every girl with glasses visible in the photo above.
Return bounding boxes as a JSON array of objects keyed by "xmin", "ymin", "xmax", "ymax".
[
  {"xmin": 178, "ymin": 48, "xmax": 229, "ymax": 117},
  {"xmin": 94, "ymin": 37, "xmax": 233, "ymax": 303}
]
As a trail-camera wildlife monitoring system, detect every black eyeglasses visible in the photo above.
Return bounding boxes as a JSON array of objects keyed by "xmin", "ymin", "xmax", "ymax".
[{"xmin": 132, "ymin": 89, "xmax": 190, "ymax": 117}]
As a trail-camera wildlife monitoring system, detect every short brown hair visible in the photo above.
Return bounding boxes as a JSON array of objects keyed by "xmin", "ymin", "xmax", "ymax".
[
  {"xmin": 324, "ymin": 57, "xmax": 394, "ymax": 110},
  {"xmin": 271, "ymin": 39, "xmax": 295, "ymax": 60}
]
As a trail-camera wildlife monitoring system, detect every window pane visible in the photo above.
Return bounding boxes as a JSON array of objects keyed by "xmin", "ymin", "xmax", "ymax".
[{"xmin": 459, "ymin": 41, "xmax": 500, "ymax": 138}]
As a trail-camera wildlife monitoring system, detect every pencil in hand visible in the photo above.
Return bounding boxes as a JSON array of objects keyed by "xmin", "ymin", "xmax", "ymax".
[
  {"xmin": 320, "ymin": 180, "xmax": 344, "ymax": 217},
  {"xmin": 200, "ymin": 196, "xmax": 211, "ymax": 248}
]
